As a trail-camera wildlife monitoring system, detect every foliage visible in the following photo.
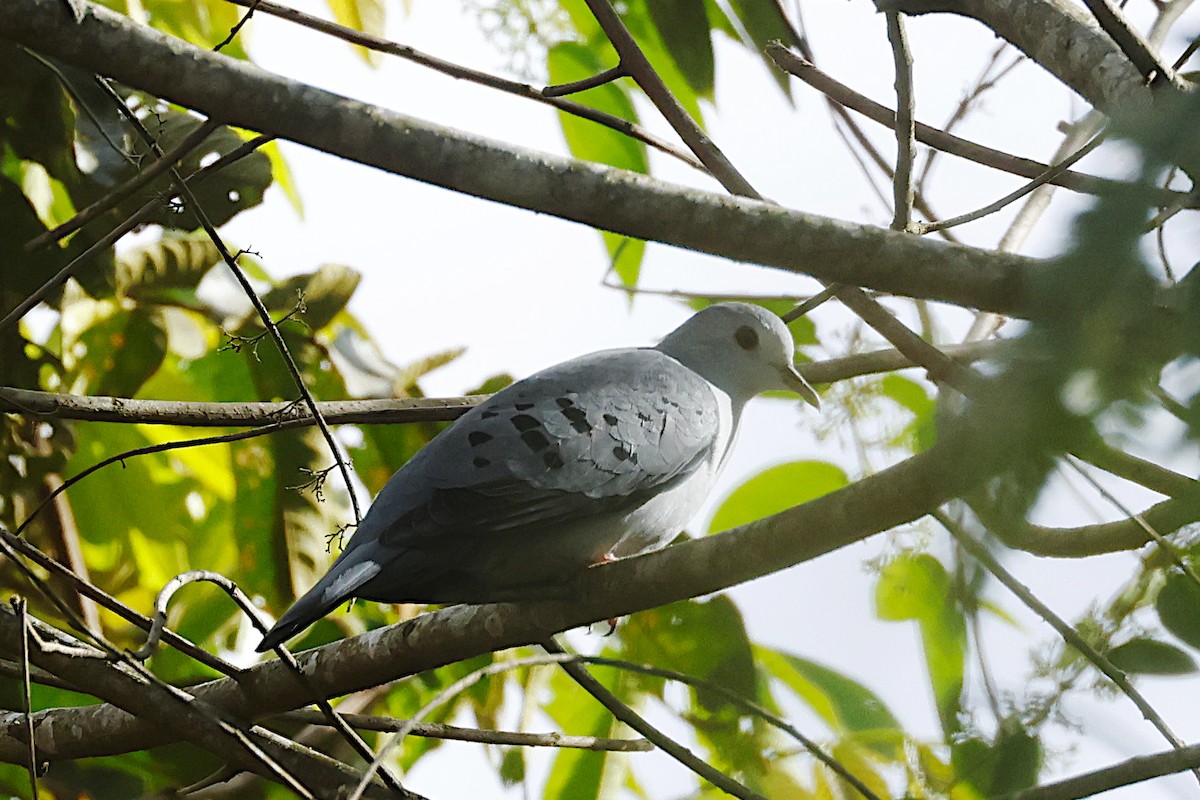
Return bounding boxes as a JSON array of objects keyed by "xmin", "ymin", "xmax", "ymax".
[{"xmin": 1, "ymin": 0, "xmax": 1200, "ymax": 798}]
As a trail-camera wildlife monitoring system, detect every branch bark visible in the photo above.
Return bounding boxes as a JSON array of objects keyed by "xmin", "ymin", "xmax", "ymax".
[
  {"xmin": 0, "ymin": 428, "xmax": 979, "ymax": 762},
  {"xmin": 7, "ymin": 406, "xmax": 1196, "ymax": 764},
  {"xmin": 0, "ymin": 608, "xmax": 405, "ymax": 799},
  {"xmin": 889, "ymin": 0, "xmax": 1158, "ymax": 116},
  {"xmin": 0, "ymin": 341, "xmax": 1004, "ymax": 427},
  {"xmin": 0, "ymin": 0, "xmax": 1035, "ymax": 315}
]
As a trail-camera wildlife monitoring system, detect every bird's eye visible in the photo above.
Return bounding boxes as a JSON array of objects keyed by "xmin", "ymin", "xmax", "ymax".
[{"xmin": 734, "ymin": 325, "xmax": 759, "ymax": 351}]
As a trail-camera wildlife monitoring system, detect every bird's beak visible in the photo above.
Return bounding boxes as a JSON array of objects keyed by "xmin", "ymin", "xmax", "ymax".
[{"xmin": 780, "ymin": 364, "xmax": 821, "ymax": 409}]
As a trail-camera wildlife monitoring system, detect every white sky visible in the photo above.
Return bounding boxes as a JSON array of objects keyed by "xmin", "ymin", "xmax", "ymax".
[{"xmin": 214, "ymin": 1, "xmax": 1200, "ymax": 797}]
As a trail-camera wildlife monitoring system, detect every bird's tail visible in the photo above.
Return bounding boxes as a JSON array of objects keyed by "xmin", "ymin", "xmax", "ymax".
[{"xmin": 256, "ymin": 554, "xmax": 383, "ymax": 652}]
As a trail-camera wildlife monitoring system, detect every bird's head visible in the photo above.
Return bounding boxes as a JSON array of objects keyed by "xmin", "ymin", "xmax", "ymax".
[{"xmin": 655, "ymin": 302, "xmax": 820, "ymax": 408}]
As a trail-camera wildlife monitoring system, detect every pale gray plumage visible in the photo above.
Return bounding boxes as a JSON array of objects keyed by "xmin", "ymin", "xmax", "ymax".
[{"xmin": 257, "ymin": 303, "xmax": 818, "ymax": 651}]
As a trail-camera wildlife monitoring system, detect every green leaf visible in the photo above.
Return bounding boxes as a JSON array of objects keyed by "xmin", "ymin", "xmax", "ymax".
[
  {"xmin": 756, "ymin": 648, "xmax": 900, "ymax": 756},
  {"xmin": 604, "ymin": 231, "xmax": 646, "ymax": 289},
  {"xmin": 830, "ymin": 742, "xmax": 892, "ymax": 800},
  {"xmin": 880, "ymin": 374, "xmax": 932, "ymax": 417},
  {"xmin": 142, "ymin": 0, "xmax": 252, "ymax": 58},
  {"xmin": 708, "ymin": 460, "xmax": 847, "ymax": 534},
  {"xmin": 544, "ymin": 664, "xmax": 620, "ymax": 800},
  {"xmin": 756, "ymin": 649, "xmax": 899, "ymax": 730},
  {"xmin": 1107, "ymin": 637, "xmax": 1197, "ymax": 675},
  {"xmin": 622, "ymin": 2, "xmax": 705, "ymax": 121},
  {"xmin": 990, "ymin": 728, "xmax": 1042, "ymax": 794},
  {"xmin": 1155, "ymin": 569, "xmax": 1200, "ymax": 649},
  {"xmin": 621, "ymin": 597, "xmax": 757, "ymax": 706},
  {"xmin": 261, "ymin": 263, "xmax": 362, "ymax": 332},
  {"xmin": 726, "ymin": 0, "xmax": 794, "ymax": 96},
  {"xmin": 499, "ymin": 748, "xmax": 526, "ymax": 786},
  {"xmin": 107, "ymin": 232, "xmax": 222, "ymax": 299},
  {"xmin": 875, "ymin": 553, "xmax": 965, "ymax": 736},
  {"xmin": 0, "ymin": 44, "xmax": 79, "ymax": 185},
  {"xmin": 0, "ymin": 177, "xmax": 58, "ymax": 381},
  {"xmin": 547, "ymin": 43, "xmax": 647, "ymax": 172},
  {"xmin": 327, "ymin": 0, "xmax": 386, "ymax": 64},
  {"xmin": 141, "ymin": 115, "xmax": 273, "ymax": 230},
  {"xmin": 881, "ymin": 373, "xmax": 937, "ymax": 451},
  {"xmin": 951, "ymin": 727, "xmax": 1041, "ymax": 796},
  {"xmin": 644, "ymin": 0, "xmax": 715, "ymax": 96},
  {"xmin": 547, "ymin": 42, "xmax": 648, "ymax": 286},
  {"xmin": 60, "ymin": 299, "xmax": 168, "ymax": 397}
]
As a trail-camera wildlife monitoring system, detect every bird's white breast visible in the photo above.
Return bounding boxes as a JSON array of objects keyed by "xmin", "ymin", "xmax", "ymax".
[{"xmin": 609, "ymin": 382, "xmax": 738, "ymax": 558}]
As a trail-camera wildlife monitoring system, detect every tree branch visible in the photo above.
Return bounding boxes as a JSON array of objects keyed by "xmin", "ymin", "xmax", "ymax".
[
  {"xmin": 0, "ymin": 341, "xmax": 1004, "ymax": 427},
  {"xmin": 889, "ymin": 0, "xmax": 1156, "ymax": 116},
  {"xmin": 0, "ymin": 0, "xmax": 1036, "ymax": 315},
  {"xmin": 0, "ymin": 606, "xmax": 410, "ymax": 799},
  {"xmin": 0, "ymin": 417, "xmax": 1067, "ymax": 762}
]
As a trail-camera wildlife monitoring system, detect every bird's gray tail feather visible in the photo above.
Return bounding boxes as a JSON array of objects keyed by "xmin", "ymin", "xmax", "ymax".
[{"xmin": 256, "ymin": 554, "xmax": 382, "ymax": 652}]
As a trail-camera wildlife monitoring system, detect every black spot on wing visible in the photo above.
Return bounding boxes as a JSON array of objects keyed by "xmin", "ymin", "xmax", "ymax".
[
  {"xmin": 561, "ymin": 405, "xmax": 591, "ymax": 433},
  {"xmin": 612, "ymin": 445, "xmax": 637, "ymax": 464},
  {"xmin": 521, "ymin": 429, "xmax": 550, "ymax": 452},
  {"xmin": 468, "ymin": 431, "xmax": 492, "ymax": 446},
  {"xmin": 481, "ymin": 409, "xmax": 499, "ymax": 419},
  {"xmin": 543, "ymin": 451, "xmax": 565, "ymax": 469},
  {"xmin": 511, "ymin": 414, "xmax": 540, "ymax": 432},
  {"xmin": 515, "ymin": 402, "xmax": 534, "ymax": 411},
  {"xmin": 603, "ymin": 413, "xmax": 618, "ymax": 426},
  {"xmin": 473, "ymin": 456, "xmax": 490, "ymax": 468}
]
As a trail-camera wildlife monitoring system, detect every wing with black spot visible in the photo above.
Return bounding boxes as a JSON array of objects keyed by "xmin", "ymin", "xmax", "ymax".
[{"xmin": 361, "ymin": 347, "xmax": 722, "ymax": 544}]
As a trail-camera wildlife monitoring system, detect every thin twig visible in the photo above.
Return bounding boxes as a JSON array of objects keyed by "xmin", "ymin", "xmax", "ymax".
[
  {"xmin": 24, "ymin": 118, "xmax": 225, "ymax": 252},
  {"xmin": 936, "ymin": 512, "xmax": 1199, "ymax": 781},
  {"xmin": 0, "ymin": 386, "xmax": 482, "ymax": 427},
  {"xmin": 576, "ymin": 653, "xmax": 883, "ymax": 800},
  {"xmin": 885, "ymin": 10, "xmax": 915, "ymax": 231},
  {"xmin": 1081, "ymin": 0, "xmax": 1175, "ymax": 88},
  {"xmin": 783, "ymin": 286, "xmax": 839, "ymax": 323},
  {"xmin": 0, "ymin": 134, "xmax": 273, "ymax": 333},
  {"xmin": 348, "ymin": 653, "xmax": 585, "ymax": 800},
  {"xmin": 581, "ymin": 0, "xmax": 979, "ymax": 405},
  {"xmin": 543, "ymin": 65, "xmax": 627, "ymax": 97},
  {"xmin": 136, "ymin": 571, "xmax": 407, "ymax": 795},
  {"xmin": 0, "ymin": 340, "xmax": 1006, "ymax": 429},
  {"xmin": 217, "ymin": 0, "xmax": 704, "ymax": 172},
  {"xmin": 917, "ymin": 43, "xmax": 1021, "ymax": 195},
  {"xmin": 765, "ymin": 45, "xmax": 1184, "ymax": 206},
  {"xmin": 581, "ymin": 0, "xmax": 757, "ymax": 195},
  {"xmin": 278, "ymin": 709, "xmax": 653, "ymax": 751},
  {"xmin": 15, "ymin": 422, "xmax": 290, "ymax": 539},
  {"xmin": 912, "ymin": 132, "xmax": 1109, "ymax": 235},
  {"xmin": 0, "ymin": 527, "xmax": 238, "ymax": 675},
  {"xmin": 215, "ymin": 0, "xmax": 259, "ymax": 50},
  {"xmin": 539, "ymin": 639, "xmax": 766, "ymax": 800},
  {"xmin": 90, "ymin": 74, "xmax": 363, "ymax": 525},
  {"xmin": 15, "ymin": 599, "xmax": 40, "ymax": 800},
  {"xmin": 998, "ymin": 739, "xmax": 1200, "ymax": 800},
  {"xmin": 1064, "ymin": 455, "xmax": 1200, "ymax": 588}
]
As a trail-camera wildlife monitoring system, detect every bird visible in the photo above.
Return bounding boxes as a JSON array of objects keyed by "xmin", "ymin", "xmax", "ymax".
[{"xmin": 256, "ymin": 302, "xmax": 819, "ymax": 652}]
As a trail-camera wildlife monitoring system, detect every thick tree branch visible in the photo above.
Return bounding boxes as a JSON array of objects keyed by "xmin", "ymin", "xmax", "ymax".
[
  {"xmin": 889, "ymin": 0, "xmax": 1157, "ymax": 116},
  {"xmin": 0, "ymin": 0, "xmax": 1036, "ymax": 315},
  {"xmin": 0, "ymin": 405, "xmax": 1145, "ymax": 764},
  {"xmin": 0, "ymin": 432, "xmax": 970, "ymax": 761}
]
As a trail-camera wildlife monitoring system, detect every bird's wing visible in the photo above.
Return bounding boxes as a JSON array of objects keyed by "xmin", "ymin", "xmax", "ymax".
[{"xmin": 364, "ymin": 348, "xmax": 722, "ymax": 545}]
